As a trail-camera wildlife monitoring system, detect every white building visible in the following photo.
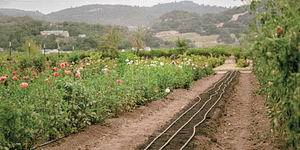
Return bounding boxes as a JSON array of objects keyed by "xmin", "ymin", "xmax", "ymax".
[
  {"xmin": 40, "ymin": 30, "xmax": 69, "ymax": 37},
  {"xmin": 78, "ymin": 34, "xmax": 86, "ymax": 38}
]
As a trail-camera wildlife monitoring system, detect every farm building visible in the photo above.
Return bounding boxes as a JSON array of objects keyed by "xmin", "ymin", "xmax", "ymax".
[{"xmin": 40, "ymin": 30, "xmax": 69, "ymax": 37}]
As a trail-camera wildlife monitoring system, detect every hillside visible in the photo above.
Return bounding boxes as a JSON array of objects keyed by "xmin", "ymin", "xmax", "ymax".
[
  {"xmin": 0, "ymin": 1, "xmax": 227, "ymax": 27},
  {"xmin": 150, "ymin": 6, "xmax": 255, "ymax": 46}
]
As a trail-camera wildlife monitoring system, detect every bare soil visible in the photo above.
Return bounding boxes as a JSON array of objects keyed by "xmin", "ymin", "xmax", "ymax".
[{"xmin": 194, "ymin": 73, "xmax": 285, "ymax": 150}]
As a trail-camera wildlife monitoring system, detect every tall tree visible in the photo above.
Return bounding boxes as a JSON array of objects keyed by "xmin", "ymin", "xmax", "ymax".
[
  {"xmin": 99, "ymin": 25, "xmax": 121, "ymax": 56},
  {"xmin": 131, "ymin": 27, "xmax": 145, "ymax": 55}
]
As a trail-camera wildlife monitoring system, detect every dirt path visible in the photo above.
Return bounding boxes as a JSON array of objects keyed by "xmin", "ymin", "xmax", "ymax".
[
  {"xmin": 195, "ymin": 73, "xmax": 285, "ymax": 150},
  {"xmin": 41, "ymin": 74, "xmax": 224, "ymax": 150}
]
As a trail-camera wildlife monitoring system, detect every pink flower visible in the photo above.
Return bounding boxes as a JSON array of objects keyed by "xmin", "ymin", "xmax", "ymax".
[
  {"xmin": 45, "ymin": 79, "xmax": 48, "ymax": 82},
  {"xmin": 60, "ymin": 63, "xmax": 65, "ymax": 68},
  {"xmin": 116, "ymin": 80, "xmax": 121, "ymax": 83},
  {"xmin": 54, "ymin": 72, "xmax": 58, "ymax": 77},
  {"xmin": 12, "ymin": 71, "xmax": 16, "ymax": 75},
  {"xmin": 13, "ymin": 60, "xmax": 16, "ymax": 62},
  {"xmin": 0, "ymin": 76, "xmax": 7, "ymax": 81},
  {"xmin": 64, "ymin": 70, "xmax": 70, "ymax": 75},
  {"xmin": 113, "ymin": 64, "xmax": 116, "ymax": 68},
  {"xmin": 23, "ymin": 76, "xmax": 29, "ymax": 80},
  {"xmin": 33, "ymin": 72, "xmax": 37, "ymax": 76},
  {"xmin": 35, "ymin": 76, "xmax": 39, "ymax": 79},
  {"xmin": 54, "ymin": 67, "xmax": 58, "ymax": 71},
  {"xmin": 13, "ymin": 76, "xmax": 17, "ymax": 81},
  {"xmin": 76, "ymin": 74, "xmax": 80, "ymax": 78},
  {"xmin": 20, "ymin": 82, "xmax": 28, "ymax": 88},
  {"xmin": 5, "ymin": 74, "xmax": 8, "ymax": 78},
  {"xmin": 106, "ymin": 70, "xmax": 111, "ymax": 73}
]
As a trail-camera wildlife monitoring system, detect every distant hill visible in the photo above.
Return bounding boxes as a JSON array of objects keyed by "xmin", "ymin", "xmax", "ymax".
[
  {"xmin": 149, "ymin": 7, "xmax": 254, "ymax": 45},
  {"xmin": 0, "ymin": 1, "xmax": 227, "ymax": 27},
  {"xmin": 0, "ymin": 8, "xmax": 44, "ymax": 19}
]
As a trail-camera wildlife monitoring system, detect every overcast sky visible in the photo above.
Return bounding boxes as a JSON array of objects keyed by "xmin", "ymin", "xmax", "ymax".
[{"xmin": 0, "ymin": 0, "xmax": 245, "ymax": 14}]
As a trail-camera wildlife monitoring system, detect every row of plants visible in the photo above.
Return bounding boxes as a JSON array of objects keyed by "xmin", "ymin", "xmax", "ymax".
[
  {"xmin": 243, "ymin": 0, "xmax": 300, "ymax": 149},
  {"xmin": 0, "ymin": 51, "xmax": 227, "ymax": 149}
]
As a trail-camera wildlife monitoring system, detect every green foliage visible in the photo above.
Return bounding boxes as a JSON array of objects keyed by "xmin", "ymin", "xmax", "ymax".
[
  {"xmin": 231, "ymin": 47, "xmax": 243, "ymax": 62},
  {"xmin": 131, "ymin": 27, "xmax": 145, "ymax": 55},
  {"xmin": 242, "ymin": 0, "xmax": 300, "ymax": 148},
  {"xmin": 175, "ymin": 37, "xmax": 189, "ymax": 53},
  {"xmin": 99, "ymin": 25, "xmax": 121, "ymax": 57}
]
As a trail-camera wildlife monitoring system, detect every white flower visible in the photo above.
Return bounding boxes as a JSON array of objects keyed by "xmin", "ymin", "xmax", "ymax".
[
  {"xmin": 184, "ymin": 58, "xmax": 187, "ymax": 60},
  {"xmin": 192, "ymin": 63, "xmax": 194, "ymax": 66},
  {"xmin": 125, "ymin": 59, "xmax": 129, "ymax": 62},
  {"xmin": 165, "ymin": 88, "xmax": 170, "ymax": 93},
  {"xmin": 122, "ymin": 49, "xmax": 125, "ymax": 52},
  {"xmin": 178, "ymin": 65, "xmax": 182, "ymax": 68},
  {"xmin": 86, "ymin": 63, "xmax": 90, "ymax": 66},
  {"xmin": 160, "ymin": 62, "xmax": 164, "ymax": 66},
  {"xmin": 193, "ymin": 68, "xmax": 196, "ymax": 70},
  {"xmin": 72, "ymin": 62, "xmax": 75, "ymax": 64},
  {"xmin": 130, "ymin": 60, "xmax": 133, "ymax": 63},
  {"xmin": 189, "ymin": 59, "xmax": 191, "ymax": 61}
]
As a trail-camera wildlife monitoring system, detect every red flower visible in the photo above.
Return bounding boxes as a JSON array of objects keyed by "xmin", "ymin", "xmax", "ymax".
[
  {"xmin": 56, "ymin": 62, "xmax": 58, "ymax": 66},
  {"xmin": 45, "ymin": 79, "xmax": 48, "ymax": 82},
  {"xmin": 60, "ymin": 63, "xmax": 65, "ymax": 68},
  {"xmin": 54, "ymin": 72, "xmax": 58, "ymax": 77},
  {"xmin": 116, "ymin": 80, "xmax": 121, "ymax": 83},
  {"xmin": 5, "ymin": 74, "xmax": 8, "ymax": 78},
  {"xmin": 20, "ymin": 82, "xmax": 28, "ymax": 88},
  {"xmin": 106, "ymin": 70, "xmax": 111, "ymax": 73},
  {"xmin": 64, "ymin": 62, "xmax": 69, "ymax": 66},
  {"xmin": 3, "ymin": 81, "xmax": 8, "ymax": 86},
  {"xmin": 35, "ymin": 76, "xmax": 39, "ymax": 79},
  {"xmin": 80, "ymin": 61, "xmax": 82, "ymax": 63},
  {"xmin": 285, "ymin": 138, "xmax": 288, "ymax": 141},
  {"xmin": 30, "ymin": 79, "xmax": 33, "ymax": 83},
  {"xmin": 33, "ymin": 72, "xmax": 37, "ymax": 76},
  {"xmin": 76, "ymin": 74, "xmax": 80, "ymax": 78},
  {"xmin": 23, "ymin": 76, "xmax": 29, "ymax": 80},
  {"xmin": 54, "ymin": 67, "xmax": 58, "ymax": 71},
  {"xmin": 91, "ymin": 62, "xmax": 93, "ymax": 65},
  {"xmin": 12, "ymin": 71, "xmax": 16, "ymax": 75},
  {"xmin": 113, "ymin": 64, "xmax": 116, "ymax": 68},
  {"xmin": 13, "ymin": 76, "xmax": 17, "ymax": 81}
]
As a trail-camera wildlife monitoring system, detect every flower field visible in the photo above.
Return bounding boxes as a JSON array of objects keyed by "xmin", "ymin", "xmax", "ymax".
[{"xmin": 0, "ymin": 51, "xmax": 226, "ymax": 149}]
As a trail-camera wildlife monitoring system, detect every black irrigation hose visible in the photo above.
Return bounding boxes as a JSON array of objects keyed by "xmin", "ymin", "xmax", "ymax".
[
  {"xmin": 31, "ymin": 125, "xmax": 86, "ymax": 150},
  {"xmin": 144, "ymin": 71, "xmax": 233, "ymax": 150},
  {"xmin": 158, "ymin": 71, "xmax": 236, "ymax": 150},
  {"xmin": 180, "ymin": 71, "xmax": 237, "ymax": 150}
]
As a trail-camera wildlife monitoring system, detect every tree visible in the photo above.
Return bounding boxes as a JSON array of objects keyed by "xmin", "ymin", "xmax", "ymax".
[
  {"xmin": 130, "ymin": 27, "xmax": 145, "ymax": 55},
  {"xmin": 99, "ymin": 25, "xmax": 121, "ymax": 56},
  {"xmin": 175, "ymin": 37, "xmax": 189, "ymax": 53},
  {"xmin": 22, "ymin": 39, "xmax": 41, "ymax": 55}
]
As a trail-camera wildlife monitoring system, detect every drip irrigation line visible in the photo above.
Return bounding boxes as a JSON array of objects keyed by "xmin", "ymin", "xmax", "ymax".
[
  {"xmin": 159, "ymin": 71, "xmax": 235, "ymax": 150},
  {"xmin": 180, "ymin": 71, "xmax": 237, "ymax": 150},
  {"xmin": 144, "ymin": 71, "xmax": 233, "ymax": 150},
  {"xmin": 31, "ymin": 125, "xmax": 86, "ymax": 150}
]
